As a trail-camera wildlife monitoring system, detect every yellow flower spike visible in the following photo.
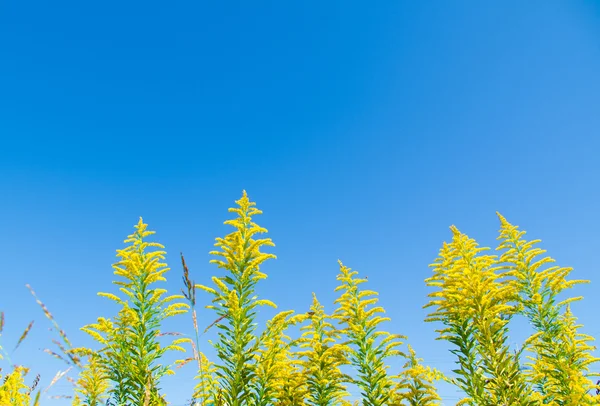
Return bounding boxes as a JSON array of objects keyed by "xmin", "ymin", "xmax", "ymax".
[
  {"xmin": 391, "ymin": 344, "xmax": 445, "ymax": 406},
  {"xmin": 211, "ymin": 276, "xmax": 230, "ymax": 295},
  {"xmin": 255, "ymin": 299, "xmax": 277, "ymax": 308},
  {"xmin": 297, "ymin": 293, "xmax": 351, "ymax": 406},
  {"xmin": 73, "ymin": 353, "xmax": 109, "ymax": 406},
  {"xmin": 0, "ymin": 366, "xmax": 35, "ymax": 406},
  {"xmin": 334, "ymin": 261, "xmax": 406, "ymax": 406},
  {"xmin": 195, "ymin": 283, "xmax": 218, "ymax": 296},
  {"xmin": 78, "ymin": 218, "xmax": 188, "ymax": 405},
  {"xmin": 97, "ymin": 292, "xmax": 124, "ymax": 305},
  {"xmin": 425, "ymin": 224, "xmax": 536, "ymax": 405},
  {"xmin": 199, "ymin": 191, "xmax": 277, "ymax": 406},
  {"xmin": 496, "ymin": 213, "xmax": 599, "ymax": 404},
  {"xmin": 253, "ymin": 310, "xmax": 307, "ymax": 405},
  {"xmin": 160, "ymin": 293, "xmax": 185, "ymax": 306}
]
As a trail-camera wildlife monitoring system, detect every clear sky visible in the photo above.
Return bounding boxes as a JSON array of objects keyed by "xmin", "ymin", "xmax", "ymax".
[{"xmin": 1, "ymin": 1, "xmax": 599, "ymax": 405}]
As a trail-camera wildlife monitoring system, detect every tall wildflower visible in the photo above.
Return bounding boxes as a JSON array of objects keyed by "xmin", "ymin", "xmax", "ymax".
[
  {"xmin": 72, "ymin": 353, "xmax": 109, "ymax": 406},
  {"xmin": 333, "ymin": 261, "xmax": 404, "ymax": 406},
  {"xmin": 496, "ymin": 213, "xmax": 600, "ymax": 404},
  {"xmin": 424, "ymin": 226, "xmax": 536, "ymax": 406},
  {"xmin": 196, "ymin": 191, "xmax": 277, "ymax": 406},
  {"xmin": 254, "ymin": 310, "xmax": 306, "ymax": 406},
  {"xmin": 188, "ymin": 352, "xmax": 221, "ymax": 406},
  {"xmin": 0, "ymin": 366, "xmax": 40, "ymax": 406},
  {"xmin": 273, "ymin": 362, "xmax": 309, "ymax": 406},
  {"xmin": 390, "ymin": 345, "xmax": 443, "ymax": 406},
  {"xmin": 297, "ymin": 293, "xmax": 351, "ymax": 406},
  {"xmin": 79, "ymin": 218, "xmax": 189, "ymax": 405}
]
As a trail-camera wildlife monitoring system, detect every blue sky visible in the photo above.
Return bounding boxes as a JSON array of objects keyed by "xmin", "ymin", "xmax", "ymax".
[{"xmin": 1, "ymin": 1, "xmax": 600, "ymax": 405}]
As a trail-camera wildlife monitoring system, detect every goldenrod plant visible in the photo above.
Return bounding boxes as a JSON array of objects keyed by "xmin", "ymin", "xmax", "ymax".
[
  {"xmin": 188, "ymin": 352, "xmax": 221, "ymax": 406},
  {"xmin": 253, "ymin": 310, "xmax": 306, "ymax": 406},
  {"xmin": 78, "ymin": 218, "xmax": 189, "ymax": 405},
  {"xmin": 71, "ymin": 353, "xmax": 109, "ymax": 406},
  {"xmin": 272, "ymin": 361, "xmax": 308, "ymax": 406},
  {"xmin": 297, "ymin": 293, "xmax": 351, "ymax": 405},
  {"xmin": 426, "ymin": 217, "xmax": 600, "ymax": 405},
  {"xmin": 9, "ymin": 192, "xmax": 600, "ymax": 405},
  {"xmin": 390, "ymin": 345, "xmax": 443, "ymax": 406},
  {"xmin": 0, "ymin": 366, "xmax": 40, "ymax": 406},
  {"xmin": 264, "ymin": 316, "xmax": 311, "ymax": 406},
  {"xmin": 425, "ymin": 225, "xmax": 536, "ymax": 406},
  {"xmin": 496, "ymin": 213, "xmax": 600, "ymax": 404},
  {"xmin": 196, "ymin": 191, "xmax": 277, "ymax": 406},
  {"xmin": 333, "ymin": 261, "xmax": 406, "ymax": 406}
]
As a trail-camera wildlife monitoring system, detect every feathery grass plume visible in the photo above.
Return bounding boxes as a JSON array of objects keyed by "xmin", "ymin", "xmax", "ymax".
[
  {"xmin": 0, "ymin": 314, "xmax": 35, "ymax": 366},
  {"xmin": 333, "ymin": 261, "xmax": 405, "ymax": 406},
  {"xmin": 181, "ymin": 254, "xmax": 201, "ymax": 362},
  {"xmin": 0, "ymin": 312, "xmax": 8, "ymax": 363},
  {"xmin": 27, "ymin": 373, "xmax": 40, "ymax": 397},
  {"xmin": 13, "ymin": 321, "xmax": 34, "ymax": 353},
  {"xmin": 25, "ymin": 284, "xmax": 84, "ymax": 397},
  {"xmin": 496, "ymin": 213, "xmax": 600, "ymax": 404},
  {"xmin": 0, "ymin": 313, "xmax": 4, "ymax": 364},
  {"xmin": 25, "ymin": 289, "xmax": 103, "ymax": 405},
  {"xmin": 196, "ymin": 190, "xmax": 277, "ymax": 406},
  {"xmin": 79, "ymin": 218, "xmax": 189, "ymax": 405},
  {"xmin": 179, "ymin": 252, "xmax": 217, "ymax": 406},
  {"xmin": 390, "ymin": 345, "xmax": 443, "ymax": 406},
  {"xmin": 297, "ymin": 293, "xmax": 351, "ymax": 406},
  {"xmin": 425, "ymin": 225, "xmax": 536, "ymax": 406},
  {"xmin": 253, "ymin": 310, "xmax": 306, "ymax": 406},
  {"xmin": 27, "ymin": 285, "xmax": 111, "ymax": 403},
  {"xmin": 26, "ymin": 284, "xmax": 81, "ymax": 369}
]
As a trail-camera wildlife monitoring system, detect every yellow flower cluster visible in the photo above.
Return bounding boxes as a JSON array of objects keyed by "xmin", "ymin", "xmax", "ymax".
[{"xmin": 6, "ymin": 192, "xmax": 598, "ymax": 406}]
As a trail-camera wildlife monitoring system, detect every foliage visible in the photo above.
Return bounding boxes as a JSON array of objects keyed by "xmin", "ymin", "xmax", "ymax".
[
  {"xmin": 195, "ymin": 190, "xmax": 278, "ymax": 406},
  {"xmin": 72, "ymin": 353, "xmax": 109, "ymax": 406},
  {"xmin": 425, "ymin": 225, "xmax": 536, "ymax": 405},
  {"xmin": 253, "ymin": 310, "xmax": 306, "ymax": 406},
  {"xmin": 333, "ymin": 261, "xmax": 405, "ymax": 406},
  {"xmin": 3, "ymin": 192, "xmax": 600, "ymax": 405},
  {"xmin": 297, "ymin": 293, "xmax": 351, "ymax": 405},
  {"xmin": 0, "ymin": 366, "xmax": 40, "ymax": 406},
  {"xmin": 76, "ymin": 218, "xmax": 190, "ymax": 405},
  {"xmin": 496, "ymin": 213, "xmax": 600, "ymax": 404},
  {"xmin": 424, "ymin": 215, "xmax": 600, "ymax": 405},
  {"xmin": 390, "ymin": 345, "xmax": 443, "ymax": 406}
]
